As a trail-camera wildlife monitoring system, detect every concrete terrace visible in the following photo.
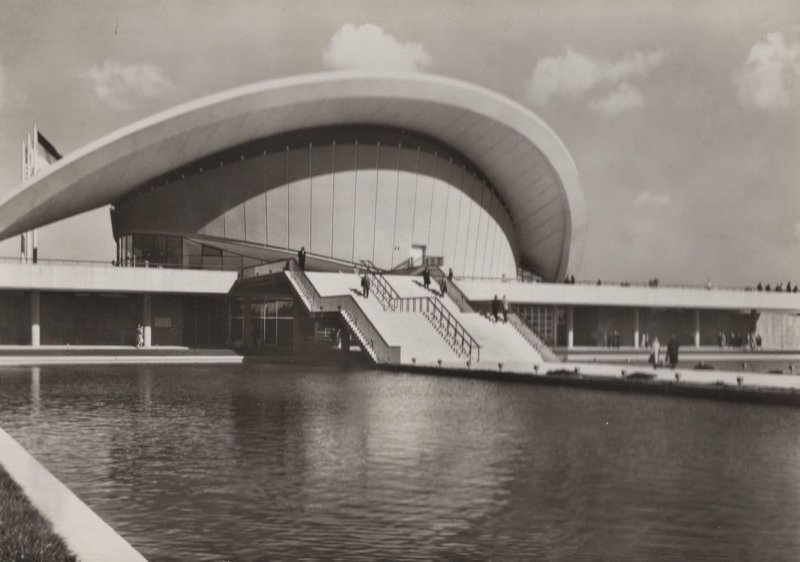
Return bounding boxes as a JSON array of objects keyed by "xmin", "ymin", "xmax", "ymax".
[
  {"xmin": 0, "ymin": 260, "xmax": 238, "ymax": 293},
  {"xmin": 457, "ymin": 278, "xmax": 800, "ymax": 311}
]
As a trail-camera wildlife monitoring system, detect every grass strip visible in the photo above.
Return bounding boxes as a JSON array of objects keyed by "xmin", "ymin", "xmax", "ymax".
[{"xmin": 0, "ymin": 464, "xmax": 77, "ymax": 561}]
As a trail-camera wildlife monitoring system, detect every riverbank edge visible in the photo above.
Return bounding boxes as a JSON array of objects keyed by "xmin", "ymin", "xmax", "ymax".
[
  {"xmin": 389, "ymin": 364, "xmax": 800, "ymax": 407},
  {"xmin": 0, "ymin": 355, "xmax": 244, "ymax": 365},
  {"xmin": 0, "ymin": 427, "xmax": 148, "ymax": 562},
  {"xmin": 1, "ymin": 353, "xmax": 798, "ymax": 406}
]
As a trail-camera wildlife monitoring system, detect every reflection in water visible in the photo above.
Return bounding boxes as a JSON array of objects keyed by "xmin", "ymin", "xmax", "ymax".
[
  {"xmin": 1, "ymin": 364, "xmax": 800, "ymax": 561},
  {"xmin": 30, "ymin": 366, "xmax": 40, "ymax": 416}
]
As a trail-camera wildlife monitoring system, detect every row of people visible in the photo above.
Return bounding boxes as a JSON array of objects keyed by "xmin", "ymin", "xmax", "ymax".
[
  {"xmin": 756, "ymin": 282, "xmax": 798, "ymax": 292},
  {"xmin": 719, "ymin": 331, "xmax": 762, "ymax": 349}
]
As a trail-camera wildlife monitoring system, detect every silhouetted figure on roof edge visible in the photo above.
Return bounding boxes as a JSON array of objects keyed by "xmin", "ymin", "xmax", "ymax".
[
  {"xmin": 757, "ymin": 282, "xmax": 763, "ymax": 291},
  {"xmin": 297, "ymin": 246, "xmax": 306, "ymax": 270},
  {"xmin": 491, "ymin": 295, "xmax": 500, "ymax": 322}
]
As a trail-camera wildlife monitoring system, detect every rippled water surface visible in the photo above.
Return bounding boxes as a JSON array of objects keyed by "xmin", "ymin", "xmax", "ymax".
[{"xmin": 1, "ymin": 364, "xmax": 800, "ymax": 561}]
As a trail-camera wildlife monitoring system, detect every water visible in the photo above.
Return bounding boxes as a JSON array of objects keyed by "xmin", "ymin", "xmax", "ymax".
[{"xmin": 1, "ymin": 364, "xmax": 799, "ymax": 561}]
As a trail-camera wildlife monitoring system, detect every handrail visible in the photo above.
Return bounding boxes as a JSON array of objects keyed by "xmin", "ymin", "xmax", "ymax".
[
  {"xmin": 395, "ymin": 295, "xmax": 480, "ymax": 363},
  {"xmin": 285, "ymin": 259, "xmax": 401, "ymax": 364},
  {"xmin": 430, "ymin": 267, "xmax": 474, "ymax": 313},
  {"xmin": 453, "ymin": 273, "xmax": 776, "ymax": 294},
  {"xmin": 359, "ymin": 260, "xmax": 401, "ymax": 311},
  {"xmin": 359, "ymin": 260, "xmax": 480, "ymax": 362},
  {"xmin": 0, "ymin": 255, "xmax": 250, "ymax": 271},
  {"xmin": 507, "ymin": 312, "xmax": 560, "ymax": 362},
  {"xmin": 239, "ymin": 258, "xmax": 290, "ymax": 280}
]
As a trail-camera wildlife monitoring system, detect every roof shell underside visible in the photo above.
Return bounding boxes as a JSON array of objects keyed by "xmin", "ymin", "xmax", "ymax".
[{"xmin": 0, "ymin": 72, "xmax": 585, "ymax": 280}]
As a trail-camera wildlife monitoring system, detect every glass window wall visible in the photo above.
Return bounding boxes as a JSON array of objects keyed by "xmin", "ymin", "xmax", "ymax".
[
  {"xmin": 246, "ymin": 299, "xmax": 294, "ymax": 347},
  {"xmin": 118, "ymin": 234, "xmax": 261, "ymax": 271}
]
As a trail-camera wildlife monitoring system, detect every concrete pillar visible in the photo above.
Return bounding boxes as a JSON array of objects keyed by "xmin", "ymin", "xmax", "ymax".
[
  {"xmin": 143, "ymin": 294, "xmax": 152, "ymax": 348},
  {"xmin": 633, "ymin": 307, "xmax": 640, "ymax": 349},
  {"xmin": 694, "ymin": 309, "xmax": 701, "ymax": 348},
  {"xmin": 566, "ymin": 306, "xmax": 574, "ymax": 349},
  {"xmin": 242, "ymin": 298, "xmax": 252, "ymax": 347},
  {"xmin": 552, "ymin": 306, "xmax": 559, "ymax": 347},
  {"xmin": 30, "ymin": 290, "xmax": 40, "ymax": 347}
]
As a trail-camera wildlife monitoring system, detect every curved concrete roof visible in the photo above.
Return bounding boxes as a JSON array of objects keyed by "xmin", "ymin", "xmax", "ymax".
[{"xmin": 0, "ymin": 72, "xmax": 585, "ymax": 280}]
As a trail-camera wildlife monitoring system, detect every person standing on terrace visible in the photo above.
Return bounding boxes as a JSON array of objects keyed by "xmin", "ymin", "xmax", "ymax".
[
  {"xmin": 297, "ymin": 246, "xmax": 306, "ymax": 270},
  {"xmin": 666, "ymin": 335, "xmax": 680, "ymax": 368},
  {"xmin": 650, "ymin": 337, "xmax": 661, "ymax": 367}
]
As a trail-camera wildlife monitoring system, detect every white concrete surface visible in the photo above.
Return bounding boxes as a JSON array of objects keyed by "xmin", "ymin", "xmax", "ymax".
[
  {"xmin": 0, "ymin": 72, "xmax": 584, "ymax": 280},
  {"xmin": 387, "ymin": 275, "xmax": 543, "ymax": 365},
  {"xmin": 0, "ymin": 262, "xmax": 238, "ymax": 294},
  {"xmin": 0, "ymin": 427, "xmax": 148, "ymax": 562},
  {"xmin": 0, "ymin": 355, "xmax": 243, "ymax": 366},
  {"xmin": 457, "ymin": 279, "xmax": 800, "ymax": 312},
  {"xmin": 303, "ymin": 272, "xmax": 460, "ymax": 364}
]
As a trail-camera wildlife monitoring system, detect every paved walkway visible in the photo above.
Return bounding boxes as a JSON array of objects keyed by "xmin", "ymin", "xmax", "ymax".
[{"xmin": 0, "ymin": 346, "xmax": 243, "ymax": 365}]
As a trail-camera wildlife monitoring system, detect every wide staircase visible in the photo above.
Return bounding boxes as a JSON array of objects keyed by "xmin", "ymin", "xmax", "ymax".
[
  {"xmin": 283, "ymin": 259, "xmax": 554, "ymax": 369},
  {"xmin": 385, "ymin": 274, "xmax": 547, "ymax": 369},
  {"xmin": 285, "ymin": 261, "xmax": 461, "ymax": 366}
]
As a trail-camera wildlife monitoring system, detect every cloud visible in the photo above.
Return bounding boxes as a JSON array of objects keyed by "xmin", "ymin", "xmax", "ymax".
[
  {"xmin": 87, "ymin": 61, "xmax": 173, "ymax": 109},
  {"xmin": 323, "ymin": 23, "xmax": 432, "ymax": 72},
  {"xmin": 589, "ymin": 82, "xmax": 644, "ymax": 116},
  {"xmin": 527, "ymin": 47, "xmax": 664, "ymax": 106},
  {"xmin": 735, "ymin": 32, "xmax": 800, "ymax": 110},
  {"xmin": 633, "ymin": 191, "xmax": 672, "ymax": 209}
]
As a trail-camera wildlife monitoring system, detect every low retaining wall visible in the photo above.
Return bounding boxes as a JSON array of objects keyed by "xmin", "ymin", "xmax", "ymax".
[
  {"xmin": 391, "ymin": 363, "xmax": 800, "ymax": 407},
  {"xmin": 0, "ymin": 427, "xmax": 147, "ymax": 562}
]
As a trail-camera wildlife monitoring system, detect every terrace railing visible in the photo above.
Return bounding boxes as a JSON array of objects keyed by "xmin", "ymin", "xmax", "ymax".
[
  {"xmin": 0, "ymin": 256, "xmax": 261, "ymax": 272},
  {"xmin": 239, "ymin": 259, "xmax": 290, "ymax": 280}
]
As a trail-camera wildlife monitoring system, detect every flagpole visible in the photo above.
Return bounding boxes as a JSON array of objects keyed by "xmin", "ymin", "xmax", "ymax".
[
  {"xmin": 21, "ymin": 139, "xmax": 27, "ymax": 262},
  {"xmin": 32, "ymin": 124, "xmax": 38, "ymax": 263}
]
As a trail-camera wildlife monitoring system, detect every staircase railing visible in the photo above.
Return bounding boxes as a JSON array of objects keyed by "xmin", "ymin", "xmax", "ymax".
[
  {"xmin": 430, "ymin": 267, "xmax": 474, "ymax": 313},
  {"xmin": 395, "ymin": 296, "xmax": 480, "ymax": 363},
  {"xmin": 286, "ymin": 260, "xmax": 401, "ymax": 364},
  {"xmin": 360, "ymin": 260, "xmax": 401, "ymax": 311},
  {"xmin": 359, "ymin": 261, "xmax": 481, "ymax": 363},
  {"xmin": 507, "ymin": 312, "xmax": 560, "ymax": 362}
]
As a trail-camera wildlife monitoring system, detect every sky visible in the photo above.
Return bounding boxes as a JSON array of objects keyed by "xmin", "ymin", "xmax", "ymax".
[{"xmin": 0, "ymin": 0, "xmax": 798, "ymax": 285}]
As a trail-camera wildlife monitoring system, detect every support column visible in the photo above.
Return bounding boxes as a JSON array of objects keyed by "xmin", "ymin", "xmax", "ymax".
[
  {"xmin": 694, "ymin": 309, "xmax": 701, "ymax": 348},
  {"xmin": 633, "ymin": 307, "xmax": 640, "ymax": 349},
  {"xmin": 552, "ymin": 306, "xmax": 559, "ymax": 347},
  {"xmin": 566, "ymin": 306, "xmax": 574, "ymax": 349},
  {"xmin": 242, "ymin": 298, "xmax": 252, "ymax": 347},
  {"xmin": 143, "ymin": 294, "xmax": 152, "ymax": 348},
  {"xmin": 30, "ymin": 290, "xmax": 40, "ymax": 347}
]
